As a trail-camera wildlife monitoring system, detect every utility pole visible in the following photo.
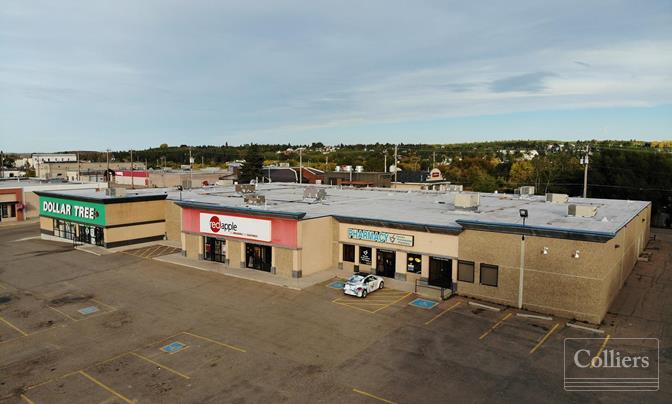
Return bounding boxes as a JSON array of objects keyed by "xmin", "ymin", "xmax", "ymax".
[
  {"xmin": 130, "ymin": 150, "xmax": 135, "ymax": 189},
  {"xmin": 106, "ymin": 149, "xmax": 110, "ymax": 188},
  {"xmin": 77, "ymin": 153, "xmax": 80, "ymax": 182},
  {"xmin": 433, "ymin": 151, "xmax": 436, "ymax": 168},
  {"xmin": 299, "ymin": 148, "xmax": 303, "ymax": 184},
  {"xmin": 384, "ymin": 150, "xmax": 387, "ymax": 173},
  {"xmin": 581, "ymin": 145, "xmax": 590, "ymax": 198},
  {"xmin": 0, "ymin": 150, "xmax": 4, "ymax": 179},
  {"xmin": 394, "ymin": 144, "xmax": 398, "ymax": 182},
  {"xmin": 189, "ymin": 147, "xmax": 193, "ymax": 189}
]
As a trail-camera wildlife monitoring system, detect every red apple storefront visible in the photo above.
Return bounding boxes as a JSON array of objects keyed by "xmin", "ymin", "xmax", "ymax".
[{"xmin": 177, "ymin": 202, "xmax": 303, "ymax": 277}]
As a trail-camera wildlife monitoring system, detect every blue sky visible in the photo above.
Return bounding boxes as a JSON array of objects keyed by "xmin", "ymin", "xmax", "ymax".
[{"xmin": 1, "ymin": 0, "xmax": 671, "ymax": 152}]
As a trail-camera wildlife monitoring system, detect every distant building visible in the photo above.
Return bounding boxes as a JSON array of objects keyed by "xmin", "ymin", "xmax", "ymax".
[
  {"xmin": 35, "ymin": 161, "xmax": 145, "ymax": 180},
  {"xmin": 323, "ymin": 171, "xmax": 392, "ymax": 187},
  {"xmin": 261, "ymin": 166, "xmax": 324, "ymax": 184},
  {"xmin": 391, "ymin": 169, "xmax": 453, "ymax": 191}
]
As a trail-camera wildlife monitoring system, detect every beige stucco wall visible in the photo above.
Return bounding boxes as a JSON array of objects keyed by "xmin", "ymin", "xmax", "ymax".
[
  {"xmin": 184, "ymin": 233, "xmax": 201, "ymax": 259},
  {"xmin": 274, "ymin": 247, "xmax": 294, "ymax": 277},
  {"xmin": 105, "ymin": 200, "xmax": 166, "ymax": 226},
  {"xmin": 457, "ymin": 204, "xmax": 651, "ymax": 324},
  {"xmin": 164, "ymin": 201, "xmax": 182, "ymax": 241},
  {"xmin": 227, "ymin": 239, "xmax": 243, "ymax": 267},
  {"xmin": 105, "ymin": 222, "xmax": 165, "ymax": 244},
  {"xmin": 299, "ymin": 216, "xmax": 336, "ymax": 275},
  {"xmin": 40, "ymin": 216, "xmax": 53, "ymax": 233},
  {"xmin": 24, "ymin": 192, "xmax": 40, "ymax": 219}
]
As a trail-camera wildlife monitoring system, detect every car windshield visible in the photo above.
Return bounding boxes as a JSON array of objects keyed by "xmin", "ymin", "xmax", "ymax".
[{"xmin": 347, "ymin": 275, "xmax": 365, "ymax": 283}]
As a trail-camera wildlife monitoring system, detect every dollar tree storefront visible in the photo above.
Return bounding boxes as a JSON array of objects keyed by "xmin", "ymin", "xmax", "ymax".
[{"xmin": 36, "ymin": 190, "xmax": 168, "ymax": 248}]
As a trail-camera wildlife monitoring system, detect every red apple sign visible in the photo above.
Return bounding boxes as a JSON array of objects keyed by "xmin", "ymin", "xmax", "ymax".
[{"xmin": 209, "ymin": 216, "xmax": 221, "ymax": 232}]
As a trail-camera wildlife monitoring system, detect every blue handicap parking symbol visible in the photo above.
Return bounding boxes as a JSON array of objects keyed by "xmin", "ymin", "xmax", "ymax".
[
  {"xmin": 77, "ymin": 306, "xmax": 99, "ymax": 315},
  {"xmin": 327, "ymin": 281, "xmax": 345, "ymax": 289},
  {"xmin": 161, "ymin": 341, "xmax": 187, "ymax": 354},
  {"xmin": 409, "ymin": 298, "xmax": 439, "ymax": 310}
]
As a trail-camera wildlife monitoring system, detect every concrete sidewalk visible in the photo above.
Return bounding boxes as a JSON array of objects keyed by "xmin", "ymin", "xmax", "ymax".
[{"xmin": 153, "ymin": 253, "xmax": 344, "ymax": 290}]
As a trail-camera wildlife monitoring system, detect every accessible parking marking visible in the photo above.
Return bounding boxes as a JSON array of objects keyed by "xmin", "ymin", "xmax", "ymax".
[
  {"xmin": 408, "ymin": 298, "xmax": 439, "ymax": 310},
  {"xmin": 0, "ymin": 315, "xmax": 28, "ymax": 336},
  {"xmin": 479, "ymin": 312, "xmax": 512, "ymax": 340}
]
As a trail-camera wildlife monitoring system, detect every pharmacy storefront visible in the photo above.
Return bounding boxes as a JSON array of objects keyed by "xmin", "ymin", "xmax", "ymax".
[
  {"xmin": 336, "ymin": 220, "xmax": 461, "ymax": 289},
  {"xmin": 39, "ymin": 195, "xmax": 106, "ymax": 246},
  {"xmin": 178, "ymin": 203, "xmax": 301, "ymax": 277}
]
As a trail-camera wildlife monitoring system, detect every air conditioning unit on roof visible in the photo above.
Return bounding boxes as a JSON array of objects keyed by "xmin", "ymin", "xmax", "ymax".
[
  {"xmin": 546, "ymin": 193, "xmax": 569, "ymax": 204},
  {"xmin": 454, "ymin": 192, "xmax": 480, "ymax": 209},
  {"xmin": 568, "ymin": 204, "xmax": 597, "ymax": 218}
]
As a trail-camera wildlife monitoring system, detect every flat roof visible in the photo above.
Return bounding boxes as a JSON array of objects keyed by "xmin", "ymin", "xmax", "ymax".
[
  {"xmin": 40, "ymin": 183, "xmax": 650, "ymax": 241},
  {"xmin": 34, "ymin": 188, "xmax": 168, "ymax": 204}
]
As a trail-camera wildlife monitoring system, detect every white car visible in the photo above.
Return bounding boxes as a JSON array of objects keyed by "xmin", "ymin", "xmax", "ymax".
[{"xmin": 343, "ymin": 273, "xmax": 384, "ymax": 298}]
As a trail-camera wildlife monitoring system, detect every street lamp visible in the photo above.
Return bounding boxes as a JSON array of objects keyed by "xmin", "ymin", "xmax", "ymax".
[{"xmin": 517, "ymin": 208, "xmax": 528, "ymax": 309}]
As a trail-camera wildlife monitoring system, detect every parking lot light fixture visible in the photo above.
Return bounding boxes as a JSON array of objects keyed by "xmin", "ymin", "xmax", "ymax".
[{"xmin": 518, "ymin": 209, "xmax": 528, "ymax": 309}]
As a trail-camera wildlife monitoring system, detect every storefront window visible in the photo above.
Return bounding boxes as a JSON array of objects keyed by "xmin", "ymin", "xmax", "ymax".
[
  {"xmin": 458, "ymin": 260, "xmax": 475, "ymax": 283},
  {"xmin": 407, "ymin": 253, "xmax": 422, "ymax": 273},
  {"xmin": 204, "ymin": 237, "xmax": 226, "ymax": 263},
  {"xmin": 359, "ymin": 246, "xmax": 372, "ymax": 265},
  {"xmin": 53, "ymin": 219, "xmax": 76, "ymax": 240},
  {"xmin": 343, "ymin": 244, "xmax": 355, "ymax": 262}
]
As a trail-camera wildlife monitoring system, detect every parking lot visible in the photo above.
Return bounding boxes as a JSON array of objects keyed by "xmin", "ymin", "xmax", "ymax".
[{"xmin": 0, "ymin": 223, "xmax": 670, "ymax": 403}]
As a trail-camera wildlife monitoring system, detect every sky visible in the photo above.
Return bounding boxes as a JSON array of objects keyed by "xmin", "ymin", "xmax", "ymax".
[{"xmin": 1, "ymin": 0, "xmax": 671, "ymax": 152}]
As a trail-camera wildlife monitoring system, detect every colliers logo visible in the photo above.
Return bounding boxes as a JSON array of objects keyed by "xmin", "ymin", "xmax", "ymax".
[
  {"xmin": 208, "ymin": 216, "xmax": 238, "ymax": 233},
  {"xmin": 564, "ymin": 338, "xmax": 659, "ymax": 391}
]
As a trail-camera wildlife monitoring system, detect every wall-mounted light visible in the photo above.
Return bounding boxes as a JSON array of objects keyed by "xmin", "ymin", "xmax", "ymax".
[
  {"xmin": 573, "ymin": 250, "xmax": 580, "ymax": 259},
  {"xmin": 542, "ymin": 247, "xmax": 549, "ymax": 255}
]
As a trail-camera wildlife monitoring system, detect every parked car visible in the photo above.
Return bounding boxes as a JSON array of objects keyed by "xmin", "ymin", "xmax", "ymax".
[{"xmin": 343, "ymin": 273, "xmax": 384, "ymax": 298}]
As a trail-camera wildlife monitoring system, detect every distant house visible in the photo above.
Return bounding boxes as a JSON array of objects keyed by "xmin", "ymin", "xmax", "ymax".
[{"xmin": 262, "ymin": 166, "xmax": 324, "ymax": 184}]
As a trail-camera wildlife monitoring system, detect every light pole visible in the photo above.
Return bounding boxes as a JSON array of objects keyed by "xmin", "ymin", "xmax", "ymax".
[
  {"xmin": 581, "ymin": 145, "xmax": 590, "ymax": 198},
  {"xmin": 518, "ymin": 209, "xmax": 528, "ymax": 309},
  {"xmin": 298, "ymin": 147, "xmax": 305, "ymax": 184}
]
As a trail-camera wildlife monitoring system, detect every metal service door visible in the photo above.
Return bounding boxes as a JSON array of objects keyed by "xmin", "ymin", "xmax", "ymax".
[{"xmin": 429, "ymin": 257, "xmax": 452, "ymax": 288}]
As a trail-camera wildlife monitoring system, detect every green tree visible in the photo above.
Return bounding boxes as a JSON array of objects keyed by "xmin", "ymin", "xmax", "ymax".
[
  {"xmin": 159, "ymin": 143, "xmax": 169, "ymax": 149},
  {"xmin": 239, "ymin": 144, "xmax": 264, "ymax": 183},
  {"xmin": 509, "ymin": 160, "xmax": 534, "ymax": 186},
  {"xmin": 469, "ymin": 167, "xmax": 498, "ymax": 192}
]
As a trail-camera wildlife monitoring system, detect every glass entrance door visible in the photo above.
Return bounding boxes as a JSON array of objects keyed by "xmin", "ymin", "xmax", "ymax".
[
  {"xmin": 376, "ymin": 250, "xmax": 396, "ymax": 278},
  {"xmin": 245, "ymin": 244, "xmax": 272, "ymax": 272},
  {"xmin": 204, "ymin": 237, "xmax": 226, "ymax": 263}
]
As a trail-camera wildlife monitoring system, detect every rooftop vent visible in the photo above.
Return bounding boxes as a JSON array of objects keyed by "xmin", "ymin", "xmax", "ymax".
[
  {"xmin": 546, "ymin": 193, "xmax": 569, "ymax": 204},
  {"xmin": 235, "ymin": 184, "xmax": 256, "ymax": 194},
  {"xmin": 105, "ymin": 188, "xmax": 126, "ymax": 197},
  {"xmin": 568, "ymin": 204, "xmax": 597, "ymax": 218},
  {"xmin": 243, "ymin": 194, "xmax": 266, "ymax": 206},
  {"xmin": 517, "ymin": 186, "xmax": 535, "ymax": 197},
  {"xmin": 454, "ymin": 192, "xmax": 480, "ymax": 209},
  {"xmin": 303, "ymin": 186, "xmax": 327, "ymax": 202},
  {"xmin": 447, "ymin": 184, "xmax": 463, "ymax": 192}
]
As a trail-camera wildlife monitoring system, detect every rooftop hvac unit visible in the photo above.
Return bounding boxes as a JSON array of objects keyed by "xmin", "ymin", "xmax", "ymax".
[
  {"xmin": 335, "ymin": 166, "xmax": 342, "ymax": 172},
  {"xmin": 344, "ymin": 165, "xmax": 353, "ymax": 172},
  {"xmin": 105, "ymin": 188, "xmax": 126, "ymax": 197},
  {"xmin": 546, "ymin": 193, "xmax": 569, "ymax": 204},
  {"xmin": 447, "ymin": 184, "xmax": 463, "ymax": 192},
  {"xmin": 454, "ymin": 192, "xmax": 480, "ymax": 209},
  {"xmin": 568, "ymin": 204, "xmax": 597, "ymax": 218},
  {"xmin": 518, "ymin": 186, "xmax": 535, "ymax": 196},
  {"xmin": 235, "ymin": 183, "xmax": 256, "ymax": 194},
  {"xmin": 303, "ymin": 186, "xmax": 327, "ymax": 202},
  {"xmin": 355, "ymin": 165, "xmax": 364, "ymax": 173},
  {"xmin": 243, "ymin": 194, "xmax": 266, "ymax": 206}
]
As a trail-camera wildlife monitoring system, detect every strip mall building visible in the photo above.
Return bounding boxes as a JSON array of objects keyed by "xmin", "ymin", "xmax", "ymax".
[{"xmin": 37, "ymin": 184, "xmax": 650, "ymax": 324}]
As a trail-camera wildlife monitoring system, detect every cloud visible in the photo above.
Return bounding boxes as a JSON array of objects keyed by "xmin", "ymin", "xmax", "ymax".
[
  {"xmin": 0, "ymin": 0, "xmax": 671, "ymax": 149},
  {"xmin": 490, "ymin": 72, "xmax": 556, "ymax": 93}
]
